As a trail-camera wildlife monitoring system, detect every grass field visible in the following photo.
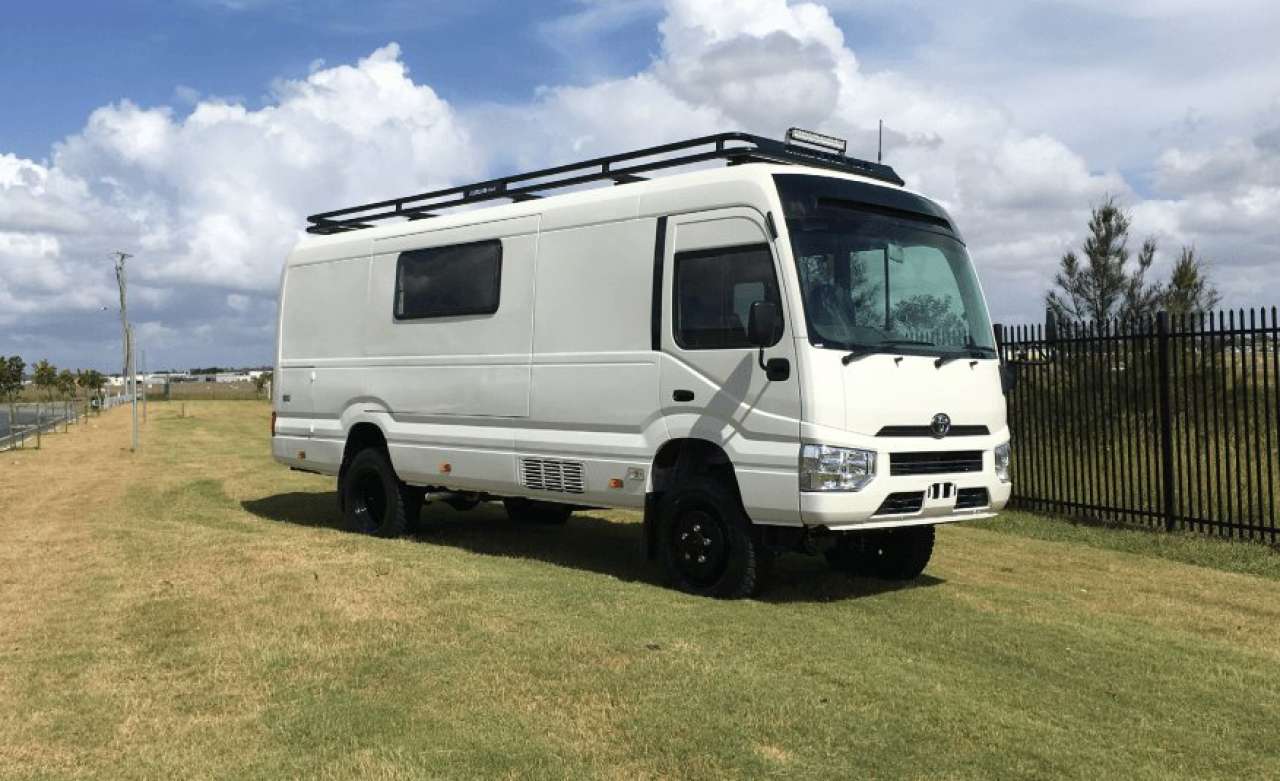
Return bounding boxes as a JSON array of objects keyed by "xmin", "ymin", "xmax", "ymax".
[{"xmin": 2, "ymin": 402, "xmax": 1279, "ymax": 779}]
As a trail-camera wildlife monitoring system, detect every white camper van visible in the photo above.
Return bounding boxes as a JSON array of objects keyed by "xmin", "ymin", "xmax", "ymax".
[{"xmin": 273, "ymin": 130, "xmax": 1011, "ymax": 597}]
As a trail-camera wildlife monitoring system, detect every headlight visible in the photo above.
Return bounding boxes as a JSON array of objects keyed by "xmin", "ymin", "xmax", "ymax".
[
  {"xmin": 800, "ymin": 444, "xmax": 876, "ymax": 492},
  {"xmin": 994, "ymin": 442, "xmax": 1011, "ymax": 483}
]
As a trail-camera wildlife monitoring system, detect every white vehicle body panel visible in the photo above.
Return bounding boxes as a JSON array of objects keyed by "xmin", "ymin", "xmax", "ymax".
[{"xmin": 273, "ymin": 163, "xmax": 1010, "ymax": 529}]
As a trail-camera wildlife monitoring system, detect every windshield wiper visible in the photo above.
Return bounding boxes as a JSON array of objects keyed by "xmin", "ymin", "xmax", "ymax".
[
  {"xmin": 935, "ymin": 346, "xmax": 998, "ymax": 368},
  {"xmin": 841, "ymin": 339, "xmax": 935, "ymax": 365}
]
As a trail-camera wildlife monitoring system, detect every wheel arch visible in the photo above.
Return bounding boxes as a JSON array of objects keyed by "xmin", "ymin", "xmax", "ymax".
[
  {"xmin": 337, "ymin": 421, "xmax": 390, "ymax": 511},
  {"xmin": 643, "ymin": 437, "xmax": 743, "ymax": 559}
]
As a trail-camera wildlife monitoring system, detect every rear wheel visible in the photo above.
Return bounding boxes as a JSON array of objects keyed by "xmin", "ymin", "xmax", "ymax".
[
  {"xmin": 503, "ymin": 498, "xmax": 573, "ymax": 525},
  {"xmin": 657, "ymin": 477, "xmax": 769, "ymax": 599},
  {"xmin": 341, "ymin": 448, "xmax": 408, "ymax": 538}
]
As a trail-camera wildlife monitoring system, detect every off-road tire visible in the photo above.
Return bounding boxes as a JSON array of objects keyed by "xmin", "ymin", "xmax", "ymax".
[
  {"xmin": 503, "ymin": 498, "xmax": 573, "ymax": 525},
  {"xmin": 826, "ymin": 525, "xmax": 936, "ymax": 580},
  {"xmin": 867, "ymin": 525, "xmax": 935, "ymax": 580},
  {"xmin": 341, "ymin": 448, "xmax": 409, "ymax": 538},
  {"xmin": 824, "ymin": 536, "xmax": 864, "ymax": 574},
  {"xmin": 657, "ymin": 476, "xmax": 769, "ymax": 598}
]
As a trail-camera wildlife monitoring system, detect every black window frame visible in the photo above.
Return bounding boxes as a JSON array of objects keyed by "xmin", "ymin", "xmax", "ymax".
[
  {"xmin": 672, "ymin": 242, "xmax": 784, "ymax": 351},
  {"xmin": 393, "ymin": 239, "xmax": 503, "ymax": 321}
]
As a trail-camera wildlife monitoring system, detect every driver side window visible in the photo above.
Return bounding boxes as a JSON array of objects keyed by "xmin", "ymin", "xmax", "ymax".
[{"xmin": 674, "ymin": 244, "xmax": 782, "ymax": 349}]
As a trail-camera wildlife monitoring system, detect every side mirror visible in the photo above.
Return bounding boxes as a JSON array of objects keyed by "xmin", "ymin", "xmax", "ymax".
[
  {"xmin": 747, "ymin": 300, "xmax": 779, "ymax": 347},
  {"xmin": 1000, "ymin": 362, "xmax": 1019, "ymax": 395},
  {"xmin": 747, "ymin": 301, "xmax": 789, "ymax": 381}
]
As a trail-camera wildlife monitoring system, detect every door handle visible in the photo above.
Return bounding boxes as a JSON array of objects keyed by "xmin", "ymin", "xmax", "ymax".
[{"xmin": 672, "ymin": 389, "xmax": 695, "ymax": 402}]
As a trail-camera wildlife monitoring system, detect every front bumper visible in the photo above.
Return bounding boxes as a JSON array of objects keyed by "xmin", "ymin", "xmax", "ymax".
[{"xmin": 799, "ymin": 452, "xmax": 1011, "ymax": 530}]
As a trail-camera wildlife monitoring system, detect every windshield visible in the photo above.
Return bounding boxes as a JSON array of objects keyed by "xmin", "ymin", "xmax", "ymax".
[{"xmin": 777, "ymin": 182, "xmax": 995, "ymax": 357}]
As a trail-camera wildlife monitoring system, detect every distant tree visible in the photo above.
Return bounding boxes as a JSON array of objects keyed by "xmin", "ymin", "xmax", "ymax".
[
  {"xmin": 56, "ymin": 369, "xmax": 78, "ymax": 400},
  {"xmin": 32, "ymin": 360, "xmax": 58, "ymax": 401},
  {"xmin": 1161, "ymin": 245, "xmax": 1221, "ymax": 317},
  {"xmin": 1047, "ymin": 196, "xmax": 1162, "ymax": 325},
  {"xmin": 1, "ymin": 355, "xmax": 25, "ymax": 423},
  {"xmin": 78, "ymin": 369, "xmax": 107, "ymax": 404}
]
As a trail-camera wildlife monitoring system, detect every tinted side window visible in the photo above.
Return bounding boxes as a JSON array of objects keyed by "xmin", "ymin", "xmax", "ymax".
[
  {"xmin": 395, "ymin": 239, "xmax": 502, "ymax": 319},
  {"xmin": 674, "ymin": 243, "xmax": 782, "ymax": 349}
]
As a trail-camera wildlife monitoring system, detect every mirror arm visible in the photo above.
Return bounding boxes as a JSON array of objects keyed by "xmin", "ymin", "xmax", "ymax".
[{"xmin": 757, "ymin": 347, "xmax": 768, "ymax": 371}]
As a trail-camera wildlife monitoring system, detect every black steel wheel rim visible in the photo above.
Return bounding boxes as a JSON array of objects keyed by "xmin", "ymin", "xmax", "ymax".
[
  {"xmin": 670, "ymin": 507, "xmax": 729, "ymax": 586},
  {"xmin": 351, "ymin": 468, "xmax": 387, "ymax": 533}
]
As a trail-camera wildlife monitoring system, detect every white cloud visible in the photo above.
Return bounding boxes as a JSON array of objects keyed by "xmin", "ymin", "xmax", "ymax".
[{"xmin": 2, "ymin": 0, "xmax": 1278, "ymax": 369}]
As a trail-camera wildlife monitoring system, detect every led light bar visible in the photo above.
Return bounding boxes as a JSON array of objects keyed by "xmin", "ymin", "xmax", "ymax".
[{"xmin": 785, "ymin": 127, "xmax": 847, "ymax": 154}]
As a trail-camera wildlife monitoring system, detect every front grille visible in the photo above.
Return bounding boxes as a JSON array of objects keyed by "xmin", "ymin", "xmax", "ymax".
[
  {"xmin": 519, "ymin": 458, "xmax": 586, "ymax": 494},
  {"xmin": 874, "ymin": 491, "xmax": 924, "ymax": 516},
  {"xmin": 876, "ymin": 424, "xmax": 990, "ymax": 437},
  {"xmin": 955, "ymin": 487, "xmax": 990, "ymax": 509},
  {"xmin": 890, "ymin": 450, "xmax": 983, "ymax": 476}
]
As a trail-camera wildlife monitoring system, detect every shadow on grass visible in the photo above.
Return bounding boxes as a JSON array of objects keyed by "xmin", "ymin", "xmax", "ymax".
[{"xmin": 241, "ymin": 491, "xmax": 944, "ymax": 603}]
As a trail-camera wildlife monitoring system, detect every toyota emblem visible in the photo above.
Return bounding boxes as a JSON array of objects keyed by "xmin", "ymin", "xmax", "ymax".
[{"xmin": 930, "ymin": 413, "xmax": 952, "ymax": 438}]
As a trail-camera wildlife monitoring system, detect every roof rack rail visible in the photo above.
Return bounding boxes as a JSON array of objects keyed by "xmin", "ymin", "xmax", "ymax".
[{"xmin": 305, "ymin": 130, "xmax": 903, "ymax": 235}]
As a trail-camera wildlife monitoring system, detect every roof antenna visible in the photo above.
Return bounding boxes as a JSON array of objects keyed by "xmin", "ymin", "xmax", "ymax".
[{"xmin": 877, "ymin": 119, "xmax": 883, "ymax": 163}]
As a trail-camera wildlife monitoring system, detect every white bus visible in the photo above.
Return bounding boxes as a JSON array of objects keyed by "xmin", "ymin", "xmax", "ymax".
[{"xmin": 273, "ymin": 130, "xmax": 1011, "ymax": 597}]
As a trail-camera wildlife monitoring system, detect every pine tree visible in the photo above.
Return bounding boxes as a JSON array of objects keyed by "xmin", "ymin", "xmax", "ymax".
[
  {"xmin": 1047, "ymin": 196, "xmax": 1162, "ymax": 324},
  {"xmin": 1161, "ymin": 245, "xmax": 1221, "ymax": 317}
]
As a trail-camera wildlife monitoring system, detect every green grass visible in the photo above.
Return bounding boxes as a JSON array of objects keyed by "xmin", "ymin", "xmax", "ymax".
[
  {"xmin": 2, "ymin": 401, "xmax": 1279, "ymax": 779},
  {"xmin": 972, "ymin": 512, "xmax": 1280, "ymax": 580}
]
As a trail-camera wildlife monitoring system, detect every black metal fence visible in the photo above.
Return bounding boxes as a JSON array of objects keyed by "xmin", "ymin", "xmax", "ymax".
[{"xmin": 996, "ymin": 307, "xmax": 1279, "ymax": 542}]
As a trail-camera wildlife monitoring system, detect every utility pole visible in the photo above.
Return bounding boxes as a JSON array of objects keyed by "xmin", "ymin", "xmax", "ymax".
[
  {"xmin": 112, "ymin": 250, "xmax": 138, "ymax": 451},
  {"xmin": 113, "ymin": 251, "xmax": 131, "ymax": 382},
  {"xmin": 128, "ymin": 325, "xmax": 138, "ymax": 451}
]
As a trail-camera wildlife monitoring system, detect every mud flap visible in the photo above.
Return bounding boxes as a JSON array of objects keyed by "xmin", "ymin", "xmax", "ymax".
[{"xmin": 643, "ymin": 492, "xmax": 660, "ymax": 560}]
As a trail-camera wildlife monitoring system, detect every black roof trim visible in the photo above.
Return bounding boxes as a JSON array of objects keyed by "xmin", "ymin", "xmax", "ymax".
[
  {"xmin": 305, "ymin": 131, "xmax": 904, "ymax": 235},
  {"xmin": 773, "ymin": 173, "xmax": 961, "ymax": 241}
]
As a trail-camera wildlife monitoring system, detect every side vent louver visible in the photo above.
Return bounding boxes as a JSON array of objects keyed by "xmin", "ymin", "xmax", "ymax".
[{"xmin": 520, "ymin": 458, "xmax": 586, "ymax": 494}]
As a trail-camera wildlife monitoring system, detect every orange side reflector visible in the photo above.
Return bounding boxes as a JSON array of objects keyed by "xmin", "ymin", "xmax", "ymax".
[
  {"xmin": 609, "ymin": 478, "xmax": 624, "ymax": 489},
  {"xmin": 439, "ymin": 463, "xmax": 452, "ymax": 474}
]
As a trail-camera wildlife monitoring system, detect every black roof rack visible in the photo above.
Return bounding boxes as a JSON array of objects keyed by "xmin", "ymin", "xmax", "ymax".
[{"xmin": 305, "ymin": 130, "xmax": 904, "ymax": 235}]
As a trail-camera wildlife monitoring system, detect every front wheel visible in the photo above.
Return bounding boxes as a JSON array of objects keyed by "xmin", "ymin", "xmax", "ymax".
[
  {"xmin": 657, "ymin": 477, "xmax": 769, "ymax": 599},
  {"xmin": 828, "ymin": 525, "xmax": 935, "ymax": 580}
]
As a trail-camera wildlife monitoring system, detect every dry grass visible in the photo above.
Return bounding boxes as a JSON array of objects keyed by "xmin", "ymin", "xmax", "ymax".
[{"xmin": 2, "ymin": 401, "xmax": 1279, "ymax": 779}]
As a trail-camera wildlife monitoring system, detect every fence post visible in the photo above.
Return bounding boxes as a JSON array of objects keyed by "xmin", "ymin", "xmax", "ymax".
[{"xmin": 1156, "ymin": 311, "xmax": 1176, "ymax": 532}]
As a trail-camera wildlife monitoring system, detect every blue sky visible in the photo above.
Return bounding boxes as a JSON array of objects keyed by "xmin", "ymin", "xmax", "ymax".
[
  {"xmin": 2, "ymin": 0, "xmax": 1278, "ymax": 371},
  {"xmin": 1, "ymin": 1, "xmax": 662, "ymax": 161}
]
